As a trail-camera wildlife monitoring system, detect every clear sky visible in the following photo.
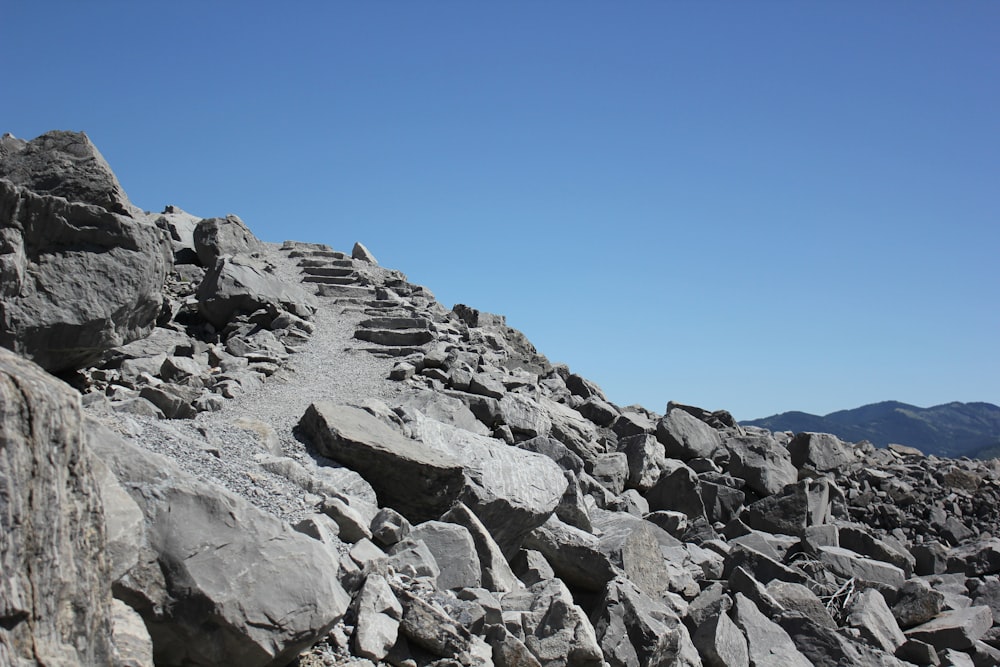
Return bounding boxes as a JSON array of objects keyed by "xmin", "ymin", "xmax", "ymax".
[{"xmin": 3, "ymin": 2, "xmax": 998, "ymax": 420}]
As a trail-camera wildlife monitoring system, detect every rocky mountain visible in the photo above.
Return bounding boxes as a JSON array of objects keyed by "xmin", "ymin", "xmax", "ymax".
[
  {"xmin": 743, "ymin": 402, "xmax": 1000, "ymax": 460},
  {"xmin": 3, "ymin": 129, "xmax": 1000, "ymax": 667}
]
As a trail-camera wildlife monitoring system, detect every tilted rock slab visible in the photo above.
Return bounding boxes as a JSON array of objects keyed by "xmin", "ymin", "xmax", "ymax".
[
  {"xmin": 196, "ymin": 253, "xmax": 317, "ymax": 329},
  {"xmin": 0, "ymin": 179, "xmax": 170, "ymax": 371},
  {"xmin": 0, "ymin": 349, "xmax": 117, "ymax": 665},
  {"xmin": 89, "ymin": 420, "xmax": 350, "ymax": 667}
]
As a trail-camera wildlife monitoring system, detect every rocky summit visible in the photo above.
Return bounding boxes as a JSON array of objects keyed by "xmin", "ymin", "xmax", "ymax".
[{"xmin": 2, "ymin": 131, "xmax": 999, "ymax": 667}]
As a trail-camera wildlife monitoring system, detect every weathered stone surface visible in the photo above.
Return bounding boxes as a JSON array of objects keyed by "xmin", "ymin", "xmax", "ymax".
[
  {"xmin": 766, "ymin": 580, "xmax": 837, "ymax": 629},
  {"xmin": 725, "ymin": 435, "xmax": 797, "ymax": 497},
  {"xmin": 89, "ymin": 420, "xmax": 350, "ymax": 667},
  {"xmin": 815, "ymin": 545, "xmax": 907, "ymax": 590},
  {"xmin": 523, "ymin": 516, "xmax": 616, "ymax": 591},
  {"xmin": 499, "ymin": 393, "xmax": 553, "ymax": 438},
  {"xmin": 405, "ymin": 410, "xmax": 567, "ymax": 556},
  {"xmin": 409, "ymin": 521, "xmax": 482, "ymax": 590},
  {"xmin": 0, "ymin": 130, "xmax": 136, "ymax": 215},
  {"xmin": 111, "ymin": 597, "xmax": 155, "ymax": 667},
  {"xmin": 645, "ymin": 463, "xmax": 706, "ymax": 520},
  {"xmin": 0, "ymin": 179, "xmax": 170, "ymax": 371},
  {"xmin": 846, "ymin": 588, "xmax": 906, "ymax": 653},
  {"xmin": 618, "ymin": 433, "xmax": 666, "ymax": 491},
  {"xmin": 692, "ymin": 609, "xmax": 749, "ymax": 667},
  {"xmin": 657, "ymin": 408, "xmax": 723, "ymax": 461},
  {"xmin": 350, "ymin": 574, "xmax": 402, "ymax": 662},
  {"xmin": 352, "ymin": 241, "xmax": 377, "ymax": 263},
  {"xmin": 0, "ymin": 349, "xmax": 116, "ymax": 665},
  {"xmin": 787, "ymin": 432, "xmax": 857, "ymax": 472},
  {"xmin": 732, "ymin": 594, "xmax": 812, "ymax": 667},
  {"xmin": 519, "ymin": 579, "xmax": 604, "ymax": 667},
  {"xmin": 947, "ymin": 538, "xmax": 1000, "ymax": 577},
  {"xmin": 197, "ymin": 254, "xmax": 317, "ymax": 328},
  {"xmin": 742, "ymin": 478, "xmax": 832, "ymax": 536},
  {"xmin": 904, "ymin": 605, "xmax": 994, "ymax": 650},
  {"xmin": 595, "ymin": 578, "xmax": 703, "ymax": 667},
  {"xmin": 192, "ymin": 214, "xmax": 264, "ymax": 267},
  {"xmin": 442, "ymin": 502, "xmax": 521, "ymax": 593},
  {"xmin": 397, "ymin": 588, "xmax": 471, "ymax": 659},
  {"xmin": 892, "ymin": 579, "xmax": 946, "ymax": 629},
  {"xmin": 300, "ymin": 402, "xmax": 466, "ymax": 522}
]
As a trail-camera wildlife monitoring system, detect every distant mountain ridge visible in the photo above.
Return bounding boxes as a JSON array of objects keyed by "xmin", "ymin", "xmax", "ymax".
[{"xmin": 742, "ymin": 400, "xmax": 1000, "ymax": 459}]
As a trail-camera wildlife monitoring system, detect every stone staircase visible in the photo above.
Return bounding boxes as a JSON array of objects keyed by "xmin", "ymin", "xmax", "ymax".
[{"xmin": 281, "ymin": 241, "xmax": 444, "ymax": 358}]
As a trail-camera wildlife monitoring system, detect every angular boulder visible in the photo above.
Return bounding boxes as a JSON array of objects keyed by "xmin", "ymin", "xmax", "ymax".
[
  {"xmin": 0, "ymin": 349, "xmax": 117, "ymax": 665},
  {"xmin": 197, "ymin": 254, "xmax": 317, "ymax": 328},
  {"xmin": 89, "ymin": 420, "xmax": 350, "ymax": 667},
  {"xmin": 657, "ymin": 407, "xmax": 722, "ymax": 461},
  {"xmin": 0, "ymin": 130, "xmax": 136, "ymax": 215},
  {"xmin": 0, "ymin": 179, "xmax": 170, "ymax": 371},
  {"xmin": 724, "ymin": 435, "xmax": 797, "ymax": 498},
  {"xmin": 192, "ymin": 214, "xmax": 265, "ymax": 267}
]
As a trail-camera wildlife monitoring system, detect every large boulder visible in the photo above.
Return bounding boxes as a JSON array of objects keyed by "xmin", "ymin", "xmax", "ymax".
[
  {"xmin": 724, "ymin": 435, "xmax": 797, "ymax": 498},
  {"xmin": 0, "ymin": 179, "xmax": 170, "ymax": 371},
  {"xmin": 0, "ymin": 130, "xmax": 136, "ymax": 215},
  {"xmin": 0, "ymin": 349, "xmax": 117, "ymax": 665},
  {"xmin": 656, "ymin": 407, "xmax": 722, "ymax": 461},
  {"xmin": 192, "ymin": 214, "xmax": 265, "ymax": 267},
  {"xmin": 89, "ymin": 420, "xmax": 351, "ymax": 667},
  {"xmin": 196, "ymin": 254, "xmax": 317, "ymax": 328}
]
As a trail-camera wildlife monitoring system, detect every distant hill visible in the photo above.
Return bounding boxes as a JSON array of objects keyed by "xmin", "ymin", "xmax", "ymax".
[{"xmin": 742, "ymin": 401, "xmax": 1000, "ymax": 459}]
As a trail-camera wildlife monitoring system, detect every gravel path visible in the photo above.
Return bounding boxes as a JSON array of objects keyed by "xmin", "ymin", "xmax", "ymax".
[{"xmin": 90, "ymin": 242, "xmax": 411, "ymax": 522}]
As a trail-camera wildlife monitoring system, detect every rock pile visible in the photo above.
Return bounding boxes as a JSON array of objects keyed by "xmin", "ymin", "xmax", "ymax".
[{"xmin": 2, "ymin": 130, "xmax": 1000, "ymax": 667}]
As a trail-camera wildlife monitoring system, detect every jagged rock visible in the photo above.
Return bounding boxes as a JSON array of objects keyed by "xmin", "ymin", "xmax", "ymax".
[
  {"xmin": 139, "ymin": 383, "xmax": 200, "ymax": 419},
  {"xmin": 903, "ymin": 606, "xmax": 994, "ymax": 650},
  {"xmin": 541, "ymin": 396, "xmax": 603, "ymax": 465},
  {"xmin": 519, "ymin": 579, "xmax": 604, "ymax": 667},
  {"xmin": 947, "ymin": 538, "xmax": 1000, "ymax": 577},
  {"xmin": 578, "ymin": 395, "xmax": 619, "ymax": 427},
  {"xmin": 192, "ymin": 214, "xmax": 264, "ymax": 267},
  {"xmin": 766, "ymin": 580, "xmax": 837, "ymax": 629},
  {"xmin": 350, "ymin": 574, "xmax": 402, "ymax": 662},
  {"xmin": 489, "ymin": 625, "xmax": 543, "ymax": 667},
  {"xmin": 815, "ymin": 545, "xmax": 907, "ymax": 590},
  {"xmin": 593, "ymin": 577, "xmax": 702, "ymax": 667},
  {"xmin": 776, "ymin": 610, "xmax": 908, "ymax": 667},
  {"xmin": 396, "ymin": 389, "xmax": 491, "ymax": 436},
  {"xmin": 441, "ymin": 502, "xmax": 521, "ymax": 593},
  {"xmin": 646, "ymin": 463, "xmax": 707, "ymax": 520},
  {"xmin": 153, "ymin": 205, "xmax": 201, "ymax": 263},
  {"xmin": 699, "ymin": 480, "xmax": 746, "ymax": 524},
  {"xmin": 0, "ymin": 130, "xmax": 136, "ymax": 215},
  {"xmin": 396, "ymin": 588, "xmax": 471, "ymax": 659},
  {"xmin": 724, "ymin": 435, "xmax": 797, "ymax": 498},
  {"xmin": 517, "ymin": 435, "xmax": 586, "ymax": 473},
  {"xmin": 732, "ymin": 593, "xmax": 812, "ymax": 667},
  {"xmin": 742, "ymin": 478, "xmax": 832, "ymax": 536},
  {"xmin": 499, "ymin": 392, "xmax": 553, "ymax": 438},
  {"xmin": 352, "ymin": 241, "xmax": 377, "ymax": 263},
  {"xmin": 0, "ymin": 349, "xmax": 117, "ymax": 665},
  {"xmin": 387, "ymin": 538, "xmax": 441, "ymax": 583},
  {"xmin": 404, "ymin": 409, "xmax": 567, "ymax": 555},
  {"xmin": 197, "ymin": 254, "xmax": 317, "ymax": 328},
  {"xmin": 838, "ymin": 525, "xmax": 916, "ymax": 578},
  {"xmin": 787, "ymin": 432, "xmax": 857, "ymax": 473},
  {"xmin": 728, "ymin": 566, "xmax": 785, "ymax": 617},
  {"xmin": 894, "ymin": 638, "xmax": 940, "ymax": 665},
  {"xmin": 657, "ymin": 408, "xmax": 723, "ymax": 461},
  {"xmin": 300, "ymin": 402, "xmax": 467, "ymax": 522},
  {"xmin": 409, "ymin": 521, "xmax": 482, "ymax": 590},
  {"xmin": 89, "ymin": 420, "xmax": 350, "ymax": 667},
  {"xmin": 692, "ymin": 609, "xmax": 749, "ymax": 667},
  {"xmin": 370, "ymin": 507, "xmax": 412, "ymax": 548},
  {"xmin": 512, "ymin": 549, "xmax": 556, "ymax": 587},
  {"xmin": 590, "ymin": 452, "xmax": 630, "ymax": 495},
  {"xmin": 846, "ymin": 588, "xmax": 906, "ymax": 653},
  {"xmin": 618, "ymin": 433, "xmax": 666, "ymax": 491},
  {"xmin": 522, "ymin": 516, "xmax": 617, "ymax": 591},
  {"xmin": 0, "ymin": 179, "xmax": 170, "ymax": 371}
]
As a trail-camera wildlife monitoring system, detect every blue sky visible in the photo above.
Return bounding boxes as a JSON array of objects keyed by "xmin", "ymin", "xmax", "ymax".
[{"xmin": 3, "ymin": 2, "xmax": 998, "ymax": 420}]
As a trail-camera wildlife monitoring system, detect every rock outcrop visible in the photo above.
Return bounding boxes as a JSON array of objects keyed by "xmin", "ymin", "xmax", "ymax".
[{"xmin": 3, "ymin": 129, "xmax": 1000, "ymax": 667}]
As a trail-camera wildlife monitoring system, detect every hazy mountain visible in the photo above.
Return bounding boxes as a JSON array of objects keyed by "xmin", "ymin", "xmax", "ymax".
[{"xmin": 742, "ymin": 401, "xmax": 1000, "ymax": 459}]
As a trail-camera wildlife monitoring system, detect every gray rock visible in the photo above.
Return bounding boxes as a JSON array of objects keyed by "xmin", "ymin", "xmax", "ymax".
[
  {"xmin": 405, "ymin": 409, "xmax": 567, "ymax": 556},
  {"xmin": 578, "ymin": 395, "xmax": 619, "ymax": 427},
  {"xmin": 742, "ymin": 478, "xmax": 832, "ymax": 536},
  {"xmin": 299, "ymin": 402, "xmax": 466, "ymax": 522},
  {"xmin": 409, "ymin": 521, "xmax": 482, "ymax": 590},
  {"xmin": 499, "ymin": 393, "xmax": 553, "ymax": 438},
  {"xmin": 387, "ymin": 538, "xmax": 441, "ymax": 583},
  {"xmin": 396, "ymin": 389, "xmax": 491, "ymax": 436},
  {"xmin": 522, "ymin": 516, "xmax": 616, "ymax": 592},
  {"xmin": 892, "ymin": 578, "xmax": 946, "ymax": 629},
  {"xmin": 594, "ymin": 577, "xmax": 703, "ymax": 667},
  {"xmin": 89, "ymin": 420, "xmax": 350, "ymax": 667},
  {"xmin": 197, "ymin": 254, "xmax": 317, "ymax": 328},
  {"xmin": 0, "ymin": 349, "xmax": 117, "ymax": 665},
  {"xmin": 152, "ymin": 205, "xmax": 200, "ymax": 263},
  {"xmin": 724, "ymin": 435, "xmax": 797, "ymax": 498},
  {"xmin": 520, "ymin": 579, "xmax": 604, "ymax": 667},
  {"xmin": 0, "ymin": 179, "xmax": 170, "ymax": 371},
  {"xmin": 657, "ymin": 408, "xmax": 722, "ymax": 461},
  {"xmin": 397, "ymin": 588, "xmax": 471, "ymax": 659},
  {"xmin": 846, "ymin": 588, "xmax": 906, "ymax": 653},
  {"xmin": 441, "ymin": 502, "xmax": 521, "ymax": 593},
  {"xmin": 0, "ymin": 130, "xmax": 136, "ymax": 215},
  {"xmin": 111, "ymin": 597, "xmax": 155, "ymax": 667},
  {"xmin": 645, "ymin": 463, "xmax": 707, "ymax": 520},
  {"xmin": 489, "ymin": 625, "xmax": 543, "ymax": 667},
  {"xmin": 787, "ymin": 432, "xmax": 857, "ymax": 473},
  {"xmin": 192, "ymin": 214, "xmax": 264, "ymax": 267},
  {"xmin": 815, "ymin": 545, "xmax": 907, "ymax": 590},
  {"xmin": 894, "ymin": 638, "xmax": 940, "ymax": 665},
  {"xmin": 947, "ymin": 538, "xmax": 1000, "ymax": 577},
  {"xmin": 370, "ymin": 507, "xmax": 412, "ymax": 548},
  {"xmin": 541, "ymin": 396, "xmax": 604, "ymax": 466},
  {"xmin": 733, "ymin": 593, "xmax": 812, "ymax": 667},
  {"xmin": 139, "ymin": 383, "xmax": 200, "ymax": 419},
  {"xmin": 618, "ymin": 433, "xmax": 667, "ymax": 491},
  {"xmin": 590, "ymin": 451, "xmax": 630, "ymax": 495},
  {"xmin": 904, "ymin": 606, "xmax": 994, "ymax": 650},
  {"xmin": 352, "ymin": 241, "xmax": 377, "ymax": 263},
  {"xmin": 350, "ymin": 574, "xmax": 402, "ymax": 662},
  {"xmin": 839, "ymin": 525, "xmax": 916, "ymax": 578},
  {"xmin": 692, "ymin": 609, "xmax": 749, "ymax": 667},
  {"xmin": 776, "ymin": 610, "xmax": 910, "ymax": 667},
  {"xmin": 512, "ymin": 549, "xmax": 555, "ymax": 587},
  {"xmin": 516, "ymin": 435, "xmax": 586, "ymax": 473},
  {"xmin": 766, "ymin": 580, "xmax": 837, "ymax": 629}
]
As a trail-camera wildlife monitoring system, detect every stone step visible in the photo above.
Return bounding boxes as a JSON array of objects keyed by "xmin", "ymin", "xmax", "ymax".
[
  {"xmin": 302, "ymin": 275, "xmax": 361, "ymax": 286},
  {"xmin": 298, "ymin": 258, "xmax": 355, "ymax": 268},
  {"xmin": 314, "ymin": 284, "xmax": 377, "ymax": 300},
  {"xmin": 281, "ymin": 241, "xmax": 333, "ymax": 252},
  {"xmin": 354, "ymin": 328, "xmax": 435, "ymax": 347},
  {"xmin": 289, "ymin": 249, "xmax": 349, "ymax": 259},
  {"xmin": 360, "ymin": 346, "xmax": 430, "ymax": 358},
  {"xmin": 358, "ymin": 317, "xmax": 431, "ymax": 331},
  {"xmin": 301, "ymin": 266, "xmax": 355, "ymax": 278}
]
